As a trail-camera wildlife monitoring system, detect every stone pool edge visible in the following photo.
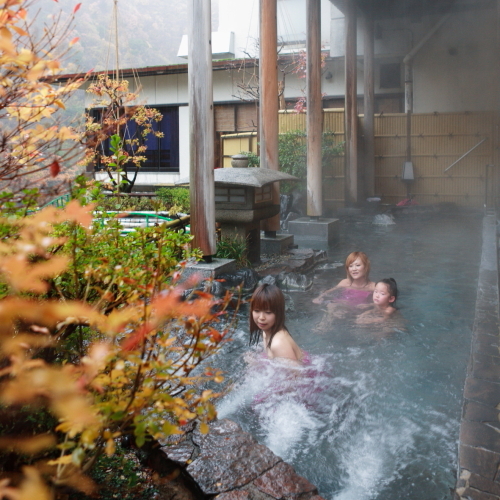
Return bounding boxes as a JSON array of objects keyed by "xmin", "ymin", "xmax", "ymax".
[{"xmin": 455, "ymin": 215, "xmax": 500, "ymax": 500}]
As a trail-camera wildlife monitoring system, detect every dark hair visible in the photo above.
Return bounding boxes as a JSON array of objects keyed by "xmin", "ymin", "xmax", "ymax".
[
  {"xmin": 249, "ymin": 284, "xmax": 286, "ymax": 348},
  {"xmin": 377, "ymin": 278, "xmax": 398, "ymax": 303},
  {"xmin": 345, "ymin": 251, "xmax": 371, "ymax": 284}
]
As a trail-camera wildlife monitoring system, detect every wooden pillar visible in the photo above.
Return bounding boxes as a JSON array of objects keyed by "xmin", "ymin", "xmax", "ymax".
[
  {"xmin": 260, "ymin": 0, "xmax": 280, "ymax": 234},
  {"xmin": 362, "ymin": 12, "xmax": 375, "ymax": 198},
  {"xmin": 306, "ymin": 0, "xmax": 323, "ymax": 217},
  {"xmin": 344, "ymin": 0, "xmax": 358, "ymax": 205},
  {"xmin": 188, "ymin": 0, "xmax": 216, "ymax": 257}
]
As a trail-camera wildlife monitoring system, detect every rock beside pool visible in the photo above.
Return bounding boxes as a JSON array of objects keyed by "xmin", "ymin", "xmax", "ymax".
[{"xmin": 157, "ymin": 419, "xmax": 325, "ymax": 500}]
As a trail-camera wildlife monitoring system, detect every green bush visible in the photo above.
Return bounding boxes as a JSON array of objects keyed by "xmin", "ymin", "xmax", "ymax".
[
  {"xmin": 216, "ymin": 236, "xmax": 250, "ymax": 268},
  {"xmin": 241, "ymin": 132, "xmax": 344, "ymax": 194},
  {"xmin": 156, "ymin": 187, "xmax": 190, "ymax": 213},
  {"xmin": 239, "ymin": 151, "xmax": 260, "ymax": 168}
]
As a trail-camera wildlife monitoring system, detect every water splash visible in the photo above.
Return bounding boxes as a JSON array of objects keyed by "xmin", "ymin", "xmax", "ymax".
[{"xmin": 373, "ymin": 214, "xmax": 395, "ymax": 225}]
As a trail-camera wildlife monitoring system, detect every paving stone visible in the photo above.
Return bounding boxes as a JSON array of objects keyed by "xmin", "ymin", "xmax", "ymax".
[
  {"xmin": 473, "ymin": 353, "xmax": 500, "ymax": 366},
  {"xmin": 458, "ymin": 486, "xmax": 500, "ymax": 500},
  {"xmin": 460, "ymin": 420, "xmax": 500, "ymax": 450},
  {"xmin": 162, "ymin": 440, "xmax": 196, "ymax": 464},
  {"xmin": 215, "ymin": 491, "xmax": 251, "ymax": 500},
  {"xmin": 474, "ymin": 334, "xmax": 500, "ymax": 358},
  {"xmin": 471, "ymin": 354, "xmax": 500, "ymax": 382},
  {"xmin": 186, "ymin": 419, "xmax": 281, "ymax": 495},
  {"xmin": 253, "ymin": 461, "xmax": 318, "ymax": 499},
  {"xmin": 459, "ymin": 444, "xmax": 500, "ymax": 480},
  {"xmin": 463, "ymin": 400, "xmax": 500, "ymax": 423},
  {"xmin": 464, "ymin": 377, "xmax": 500, "ymax": 407},
  {"xmin": 469, "ymin": 473, "xmax": 500, "ymax": 497}
]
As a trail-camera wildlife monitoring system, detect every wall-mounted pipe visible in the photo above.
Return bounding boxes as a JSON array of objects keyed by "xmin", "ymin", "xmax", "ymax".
[
  {"xmin": 403, "ymin": 12, "xmax": 452, "ymax": 174},
  {"xmin": 403, "ymin": 12, "xmax": 452, "ymax": 113}
]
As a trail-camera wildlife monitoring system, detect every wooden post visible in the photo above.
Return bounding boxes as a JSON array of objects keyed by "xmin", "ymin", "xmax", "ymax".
[
  {"xmin": 260, "ymin": 0, "xmax": 280, "ymax": 234},
  {"xmin": 344, "ymin": 0, "xmax": 358, "ymax": 205},
  {"xmin": 306, "ymin": 0, "xmax": 323, "ymax": 217},
  {"xmin": 362, "ymin": 11, "xmax": 375, "ymax": 198},
  {"xmin": 188, "ymin": 0, "xmax": 216, "ymax": 257}
]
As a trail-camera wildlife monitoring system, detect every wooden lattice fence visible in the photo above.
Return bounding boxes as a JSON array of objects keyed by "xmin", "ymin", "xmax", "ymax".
[{"xmin": 221, "ymin": 110, "xmax": 499, "ymax": 210}]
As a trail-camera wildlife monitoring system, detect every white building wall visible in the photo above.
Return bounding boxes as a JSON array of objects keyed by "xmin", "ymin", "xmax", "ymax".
[
  {"xmin": 413, "ymin": 7, "xmax": 497, "ymax": 113},
  {"xmin": 328, "ymin": 4, "xmax": 497, "ymax": 113}
]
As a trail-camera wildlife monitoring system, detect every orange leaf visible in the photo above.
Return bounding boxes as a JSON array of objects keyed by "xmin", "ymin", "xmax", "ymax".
[
  {"xmin": 11, "ymin": 25, "xmax": 27, "ymax": 37},
  {"xmin": 2, "ymin": 255, "xmax": 70, "ymax": 293},
  {"xmin": 69, "ymin": 36, "xmax": 79, "ymax": 46},
  {"xmin": 49, "ymin": 160, "xmax": 60, "ymax": 178},
  {"xmin": 73, "ymin": 3, "xmax": 81, "ymax": 13},
  {"xmin": 63, "ymin": 200, "xmax": 95, "ymax": 229}
]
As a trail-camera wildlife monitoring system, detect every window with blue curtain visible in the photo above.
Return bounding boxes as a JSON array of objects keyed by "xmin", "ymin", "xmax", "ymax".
[{"xmin": 92, "ymin": 106, "xmax": 179, "ymax": 173}]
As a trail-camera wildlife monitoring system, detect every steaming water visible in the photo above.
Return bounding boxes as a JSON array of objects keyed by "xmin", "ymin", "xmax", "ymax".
[{"xmin": 214, "ymin": 209, "xmax": 482, "ymax": 500}]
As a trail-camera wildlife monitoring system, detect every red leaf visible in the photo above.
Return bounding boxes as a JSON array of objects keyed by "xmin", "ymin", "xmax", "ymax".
[
  {"xmin": 73, "ymin": 2, "xmax": 81, "ymax": 13},
  {"xmin": 49, "ymin": 160, "xmax": 60, "ymax": 178},
  {"xmin": 122, "ymin": 323, "xmax": 153, "ymax": 352}
]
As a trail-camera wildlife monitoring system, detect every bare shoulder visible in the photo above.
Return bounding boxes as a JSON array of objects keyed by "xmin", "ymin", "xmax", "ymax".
[
  {"xmin": 269, "ymin": 329, "xmax": 301, "ymax": 361},
  {"xmin": 385, "ymin": 306, "xmax": 397, "ymax": 317},
  {"xmin": 337, "ymin": 279, "xmax": 351, "ymax": 288},
  {"xmin": 366, "ymin": 281, "xmax": 376, "ymax": 291}
]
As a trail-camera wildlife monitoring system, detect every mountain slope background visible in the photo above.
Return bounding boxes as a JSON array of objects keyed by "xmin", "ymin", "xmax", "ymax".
[{"xmin": 34, "ymin": 0, "xmax": 219, "ymax": 73}]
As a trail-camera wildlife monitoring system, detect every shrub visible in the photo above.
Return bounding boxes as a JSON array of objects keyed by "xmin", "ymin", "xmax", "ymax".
[
  {"xmin": 0, "ymin": 200, "xmax": 234, "ymax": 497},
  {"xmin": 216, "ymin": 236, "xmax": 250, "ymax": 268},
  {"xmin": 241, "ymin": 132, "xmax": 344, "ymax": 195},
  {"xmin": 156, "ymin": 187, "xmax": 190, "ymax": 213},
  {"xmin": 95, "ymin": 195, "xmax": 168, "ymax": 212},
  {"xmin": 239, "ymin": 151, "xmax": 260, "ymax": 168}
]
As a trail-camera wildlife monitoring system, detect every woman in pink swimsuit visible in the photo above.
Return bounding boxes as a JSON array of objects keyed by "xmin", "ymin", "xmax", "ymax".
[{"xmin": 313, "ymin": 251, "xmax": 375, "ymax": 327}]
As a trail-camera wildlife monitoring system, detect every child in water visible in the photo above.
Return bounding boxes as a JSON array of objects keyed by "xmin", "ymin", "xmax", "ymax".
[
  {"xmin": 356, "ymin": 278, "xmax": 398, "ymax": 325},
  {"xmin": 250, "ymin": 283, "xmax": 303, "ymax": 363},
  {"xmin": 313, "ymin": 251, "xmax": 375, "ymax": 306}
]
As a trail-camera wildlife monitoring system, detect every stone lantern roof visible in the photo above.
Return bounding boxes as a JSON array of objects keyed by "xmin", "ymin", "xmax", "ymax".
[{"xmin": 175, "ymin": 167, "xmax": 298, "ymax": 188}]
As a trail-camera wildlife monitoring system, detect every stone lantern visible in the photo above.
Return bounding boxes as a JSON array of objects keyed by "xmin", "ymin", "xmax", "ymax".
[
  {"xmin": 213, "ymin": 167, "xmax": 297, "ymax": 262},
  {"xmin": 176, "ymin": 167, "xmax": 298, "ymax": 263}
]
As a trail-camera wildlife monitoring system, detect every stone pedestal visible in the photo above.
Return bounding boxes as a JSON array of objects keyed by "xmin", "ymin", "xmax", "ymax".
[
  {"xmin": 288, "ymin": 217, "xmax": 339, "ymax": 242},
  {"xmin": 260, "ymin": 233, "xmax": 294, "ymax": 255},
  {"xmin": 181, "ymin": 258, "xmax": 236, "ymax": 281}
]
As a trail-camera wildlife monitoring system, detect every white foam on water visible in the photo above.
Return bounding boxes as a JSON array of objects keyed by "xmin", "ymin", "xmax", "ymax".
[
  {"xmin": 259, "ymin": 398, "xmax": 321, "ymax": 461},
  {"xmin": 333, "ymin": 417, "xmax": 420, "ymax": 500},
  {"xmin": 217, "ymin": 352, "xmax": 329, "ymax": 461},
  {"xmin": 373, "ymin": 214, "xmax": 395, "ymax": 225}
]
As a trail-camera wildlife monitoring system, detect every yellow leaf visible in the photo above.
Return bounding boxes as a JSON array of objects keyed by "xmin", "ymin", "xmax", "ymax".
[
  {"xmin": 0, "ymin": 36, "xmax": 15, "ymax": 56},
  {"xmin": 105, "ymin": 439, "xmax": 115, "ymax": 457},
  {"xmin": 47, "ymin": 455, "xmax": 73, "ymax": 466},
  {"xmin": 14, "ymin": 466, "xmax": 52, "ymax": 500},
  {"xmin": 0, "ymin": 434, "xmax": 56, "ymax": 454},
  {"xmin": 199, "ymin": 422, "xmax": 209, "ymax": 435}
]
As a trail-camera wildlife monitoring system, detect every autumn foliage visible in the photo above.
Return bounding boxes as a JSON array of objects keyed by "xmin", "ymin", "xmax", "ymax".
[
  {"xmin": 0, "ymin": 1, "xmax": 234, "ymax": 497},
  {"xmin": 0, "ymin": 0, "xmax": 85, "ymax": 208},
  {"xmin": 0, "ymin": 201, "xmax": 234, "ymax": 496}
]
